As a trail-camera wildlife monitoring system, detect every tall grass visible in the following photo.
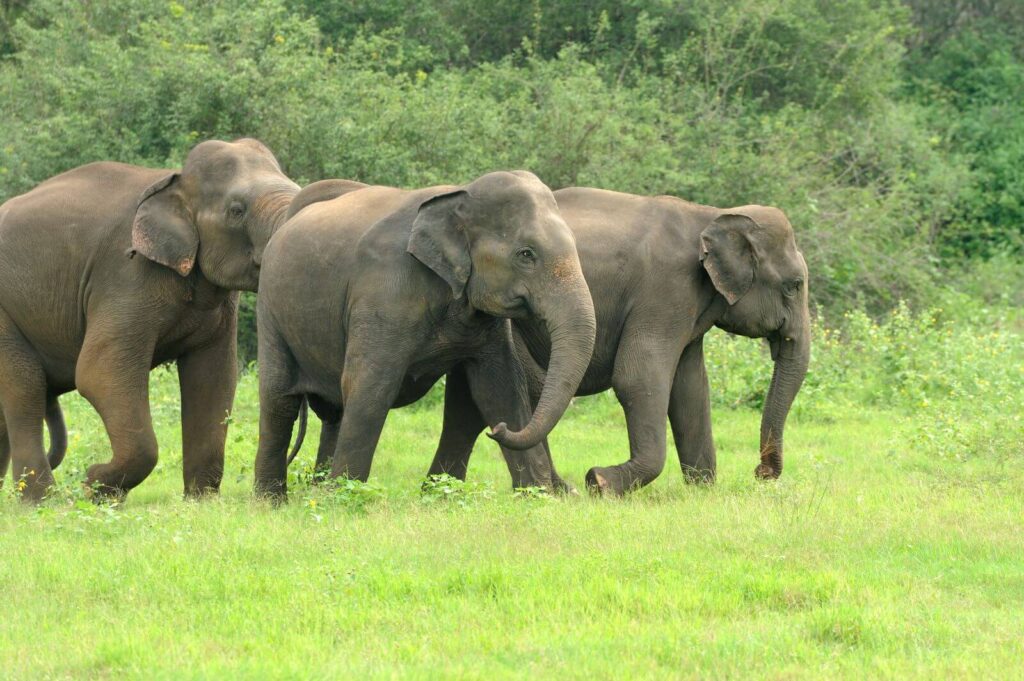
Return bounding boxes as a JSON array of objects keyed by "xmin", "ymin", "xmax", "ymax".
[{"xmin": 1, "ymin": 301, "xmax": 1021, "ymax": 678}]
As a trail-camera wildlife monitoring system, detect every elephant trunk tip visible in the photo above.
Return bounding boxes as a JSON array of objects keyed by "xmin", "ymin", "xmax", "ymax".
[{"xmin": 486, "ymin": 421, "xmax": 543, "ymax": 451}]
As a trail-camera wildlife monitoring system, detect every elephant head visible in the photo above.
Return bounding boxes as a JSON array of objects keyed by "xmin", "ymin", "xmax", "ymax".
[
  {"xmin": 130, "ymin": 138, "xmax": 299, "ymax": 291},
  {"xmin": 409, "ymin": 170, "xmax": 597, "ymax": 450},
  {"xmin": 700, "ymin": 206, "xmax": 810, "ymax": 480}
]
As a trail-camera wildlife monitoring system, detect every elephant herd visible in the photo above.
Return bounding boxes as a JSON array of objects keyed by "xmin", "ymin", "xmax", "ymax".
[{"xmin": 0, "ymin": 138, "xmax": 809, "ymax": 503}]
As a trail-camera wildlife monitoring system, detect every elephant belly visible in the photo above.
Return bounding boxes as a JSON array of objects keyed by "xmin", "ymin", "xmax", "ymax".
[
  {"xmin": 294, "ymin": 371, "xmax": 441, "ymax": 411},
  {"xmin": 392, "ymin": 373, "xmax": 444, "ymax": 408}
]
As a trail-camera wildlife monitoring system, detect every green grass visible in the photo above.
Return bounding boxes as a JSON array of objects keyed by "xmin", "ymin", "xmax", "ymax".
[{"xmin": 1, "ymin": 368, "xmax": 1022, "ymax": 679}]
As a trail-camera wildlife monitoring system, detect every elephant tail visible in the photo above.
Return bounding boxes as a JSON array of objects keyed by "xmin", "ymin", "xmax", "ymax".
[
  {"xmin": 286, "ymin": 396, "xmax": 309, "ymax": 467},
  {"xmin": 45, "ymin": 396, "xmax": 68, "ymax": 470}
]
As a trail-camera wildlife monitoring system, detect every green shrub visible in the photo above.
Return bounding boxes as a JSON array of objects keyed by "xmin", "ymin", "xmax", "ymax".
[
  {"xmin": 0, "ymin": 0, "xmax": 1020, "ymax": 359},
  {"xmin": 420, "ymin": 474, "xmax": 496, "ymax": 509}
]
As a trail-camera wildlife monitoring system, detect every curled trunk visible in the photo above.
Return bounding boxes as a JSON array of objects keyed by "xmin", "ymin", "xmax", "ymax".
[{"xmin": 489, "ymin": 279, "xmax": 596, "ymax": 450}]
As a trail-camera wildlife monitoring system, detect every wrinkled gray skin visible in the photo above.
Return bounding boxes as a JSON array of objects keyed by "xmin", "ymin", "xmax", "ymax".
[
  {"xmin": 254, "ymin": 171, "xmax": 596, "ymax": 499},
  {"xmin": 0, "ymin": 139, "xmax": 299, "ymax": 501},
  {"xmin": 428, "ymin": 188, "xmax": 811, "ymax": 495}
]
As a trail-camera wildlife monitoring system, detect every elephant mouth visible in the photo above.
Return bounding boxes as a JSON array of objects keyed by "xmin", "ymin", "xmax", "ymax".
[
  {"xmin": 501, "ymin": 295, "xmax": 532, "ymax": 319},
  {"xmin": 768, "ymin": 330, "xmax": 782, "ymax": 361}
]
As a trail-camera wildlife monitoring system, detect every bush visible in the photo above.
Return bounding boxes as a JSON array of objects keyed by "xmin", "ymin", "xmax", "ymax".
[{"xmin": 0, "ymin": 0, "xmax": 1020, "ymax": 361}]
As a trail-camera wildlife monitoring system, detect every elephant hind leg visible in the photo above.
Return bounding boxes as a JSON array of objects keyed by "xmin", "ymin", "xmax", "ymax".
[
  {"xmin": 586, "ymin": 333, "xmax": 679, "ymax": 496},
  {"xmin": 254, "ymin": 389, "xmax": 303, "ymax": 499},
  {"xmin": 307, "ymin": 394, "xmax": 341, "ymax": 480},
  {"xmin": 0, "ymin": 324, "xmax": 54, "ymax": 501},
  {"xmin": 254, "ymin": 323, "xmax": 304, "ymax": 500},
  {"xmin": 428, "ymin": 365, "xmax": 484, "ymax": 482}
]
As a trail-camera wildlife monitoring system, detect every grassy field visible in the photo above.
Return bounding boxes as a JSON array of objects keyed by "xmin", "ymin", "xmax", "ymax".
[{"xmin": 1, "ymin": 357, "xmax": 1021, "ymax": 679}]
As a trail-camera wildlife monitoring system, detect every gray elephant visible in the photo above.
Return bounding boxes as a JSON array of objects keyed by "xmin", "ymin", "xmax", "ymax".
[
  {"xmin": 0, "ymin": 138, "xmax": 299, "ymax": 501},
  {"xmin": 427, "ymin": 187, "xmax": 811, "ymax": 495},
  {"xmin": 254, "ymin": 171, "xmax": 596, "ymax": 499}
]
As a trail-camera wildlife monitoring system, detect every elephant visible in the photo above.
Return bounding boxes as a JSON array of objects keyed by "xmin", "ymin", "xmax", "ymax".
[
  {"xmin": 425, "ymin": 187, "xmax": 811, "ymax": 495},
  {"xmin": 0, "ymin": 138, "xmax": 300, "ymax": 501},
  {"xmin": 254, "ymin": 171, "xmax": 597, "ymax": 499}
]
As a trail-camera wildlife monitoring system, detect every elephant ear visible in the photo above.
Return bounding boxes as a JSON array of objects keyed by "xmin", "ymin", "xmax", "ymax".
[
  {"xmin": 129, "ymin": 173, "xmax": 199, "ymax": 277},
  {"xmin": 700, "ymin": 213, "xmax": 756, "ymax": 305},
  {"xmin": 407, "ymin": 190, "xmax": 471, "ymax": 297}
]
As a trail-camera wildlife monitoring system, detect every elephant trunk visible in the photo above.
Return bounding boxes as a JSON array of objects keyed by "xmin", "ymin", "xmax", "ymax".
[
  {"xmin": 489, "ymin": 272, "xmax": 596, "ymax": 451},
  {"xmin": 757, "ymin": 316, "xmax": 810, "ymax": 479},
  {"xmin": 251, "ymin": 182, "xmax": 301, "ymax": 261}
]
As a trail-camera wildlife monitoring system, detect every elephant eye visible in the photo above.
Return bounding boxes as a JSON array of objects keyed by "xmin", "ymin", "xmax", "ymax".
[
  {"xmin": 228, "ymin": 202, "xmax": 246, "ymax": 219},
  {"xmin": 516, "ymin": 247, "xmax": 538, "ymax": 264},
  {"xmin": 784, "ymin": 278, "xmax": 803, "ymax": 297}
]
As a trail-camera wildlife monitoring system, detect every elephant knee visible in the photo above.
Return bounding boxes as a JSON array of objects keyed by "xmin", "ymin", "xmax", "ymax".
[{"xmin": 87, "ymin": 440, "xmax": 158, "ymax": 494}]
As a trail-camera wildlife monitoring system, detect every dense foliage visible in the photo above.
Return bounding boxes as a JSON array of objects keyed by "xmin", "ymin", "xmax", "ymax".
[{"xmin": 1, "ymin": 1, "xmax": 1021, "ymax": 361}]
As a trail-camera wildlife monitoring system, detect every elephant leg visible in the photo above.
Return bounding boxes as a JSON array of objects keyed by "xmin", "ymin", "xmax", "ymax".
[
  {"xmin": 507, "ymin": 337, "xmax": 576, "ymax": 492},
  {"xmin": 428, "ymin": 367, "xmax": 575, "ymax": 492},
  {"xmin": 254, "ymin": 392, "xmax": 302, "ymax": 499},
  {"xmin": 329, "ymin": 352, "xmax": 406, "ymax": 482},
  {"xmin": 315, "ymin": 420, "xmax": 340, "ymax": 477},
  {"xmin": 427, "ymin": 365, "xmax": 484, "ymax": 481},
  {"xmin": 76, "ymin": 332, "xmax": 158, "ymax": 499},
  {"xmin": 178, "ymin": 319, "xmax": 237, "ymax": 497},
  {"xmin": 586, "ymin": 335, "xmax": 678, "ymax": 495},
  {"xmin": 464, "ymin": 342, "xmax": 554, "ymax": 490},
  {"xmin": 253, "ymin": 341, "xmax": 303, "ymax": 500},
  {"xmin": 307, "ymin": 395, "xmax": 341, "ymax": 479},
  {"xmin": 669, "ymin": 338, "xmax": 716, "ymax": 483},
  {"xmin": 0, "ymin": 321, "xmax": 55, "ymax": 501}
]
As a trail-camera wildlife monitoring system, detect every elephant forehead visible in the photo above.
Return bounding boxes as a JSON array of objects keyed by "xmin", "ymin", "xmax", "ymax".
[
  {"xmin": 186, "ymin": 142, "xmax": 281, "ymax": 183},
  {"xmin": 739, "ymin": 205, "xmax": 794, "ymax": 235},
  {"xmin": 468, "ymin": 172, "xmax": 555, "ymax": 205}
]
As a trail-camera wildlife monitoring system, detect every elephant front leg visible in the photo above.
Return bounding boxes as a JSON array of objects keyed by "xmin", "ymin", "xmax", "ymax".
[
  {"xmin": 328, "ymin": 346, "xmax": 408, "ymax": 482},
  {"xmin": 586, "ymin": 334, "xmax": 679, "ymax": 495},
  {"xmin": 429, "ymin": 372, "xmax": 575, "ymax": 492},
  {"xmin": 669, "ymin": 338, "xmax": 716, "ymax": 483},
  {"xmin": 464, "ymin": 344, "xmax": 555, "ymax": 490},
  {"xmin": 178, "ymin": 321, "xmax": 238, "ymax": 497},
  {"xmin": 76, "ymin": 334, "xmax": 159, "ymax": 499}
]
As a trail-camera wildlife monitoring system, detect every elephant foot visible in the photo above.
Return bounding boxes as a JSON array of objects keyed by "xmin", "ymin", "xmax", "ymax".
[
  {"xmin": 83, "ymin": 480, "xmax": 127, "ymax": 504},
  {"xmin": 254, "ymin": 479, "xmax": 288, "ymax": 505},
  {"xmin": 85, "ymin": 458, "xmax": 154, "ymax": 502},
  {"xmin": 17, "ymin": 474, "xmax": 55, "ymax": 504},
  {"xmin": 754, "ymin": 463, "xmax": 781, "ymax": 480},
  {"xmin": 552, "ymin": 475, "xmax": 579, "ymax": 497},
  {"xmin": 183, "ymin": 486, "xmax": 220, "ymax": 501},
  {"xmin": 585, "ymin": 467, "xmax": 623, "ymax": 497},
  {"xmin": 682, "ymin": 467, "xmax": 716, "ymax": 485}
]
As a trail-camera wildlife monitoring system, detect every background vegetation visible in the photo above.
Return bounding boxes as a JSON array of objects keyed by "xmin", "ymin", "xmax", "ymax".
[{"xmin": 2, "ymin": 0, "xmax": 1023, "ymax": 360}]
